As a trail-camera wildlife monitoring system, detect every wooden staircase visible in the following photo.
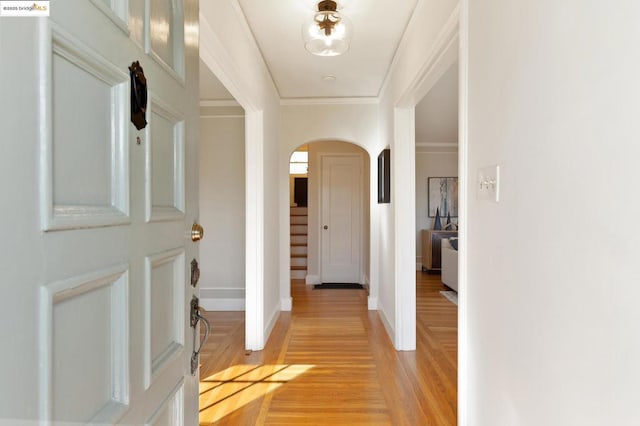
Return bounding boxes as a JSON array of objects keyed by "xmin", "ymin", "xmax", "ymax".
[{"xmin": 290, "ymin": 207, "xmax": 308, "ymax": 280}]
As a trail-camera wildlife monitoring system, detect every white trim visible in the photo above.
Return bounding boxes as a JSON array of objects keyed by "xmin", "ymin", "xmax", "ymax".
[
  {"xmin": 244, "ymin": 111, "xmax": 265, "ymax": 351},
  {"xmin": 458, "ymin": 1, "xmax": 469, "ymax": 424},
  {"xmin": 263, "ymin": 303, "xmax": 281, "ymax": 345},
  {"xmin": 229, "ymin": 0, "xmax": 281, "ymax": 100},
  {"xmin": 367, "ymin": 297, "xmax": 378, "ymax": 310},
  {"xmin": 200, "ymin": 115, "xmax": 245, "ymax": 120},
  {"xmin": 377, "ymin": 305, "xmax": 395, "ymax": 345},
  {"xmin": 280, "ymin": 297, "xmax": 293, "ymax": 311},
  {"xmin": 376, "ymin": 1, "xmax": 421, "ymax": 99},
  {"xmin": 200, "ymin": 3, "xmax": 278, "ymax": 352},
  {"xmin": 382, "ymin": 4, "xmax": 460, "ymax": 106},
  {"xmin": 390, "ymin": 2, "xmax": 461, "ymax": 352},
  {"xmin": 416, "ymin": 142, "xmax": 459, "ymax": 148},
  {"xmin": 199, "ymin": 13, "xmax": 253, "ymax": 110},
  {"xmin": 200, "ymin": 298, "xmax": 245, "ymax": 312},
  {"xmin": 39, "ymin": 264, "xmax": 130, "ymax": 424},
  {"xmin": 199, "ymin": 99, "xmax": 240, "ymax": 107},
  {"xmin": 416, "ymin": 143, "xmax": 459, "ymax": 154},
  {"xmin": 280, "ymin": 97, "xmax": 379, "ymax": 106},
  {"xmin": 399, "ymin": 7, "xmax": 459, "ymax": 107},
  {"xmin": 199, "ymin": 288, "xmax": 246, "ymax": 311},
  {"xmin": 393, "ymin": 108, "xmax": 417, "ymax": 351}
]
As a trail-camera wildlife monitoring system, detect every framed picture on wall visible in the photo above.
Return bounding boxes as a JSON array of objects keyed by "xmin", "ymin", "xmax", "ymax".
[
  {"xmin": 428, "ymin": 177, "xmax": 458, "ymax": 217},
  {"xmin": 377, "ymin": 149, "xmax": 390, "ymax": 203}
]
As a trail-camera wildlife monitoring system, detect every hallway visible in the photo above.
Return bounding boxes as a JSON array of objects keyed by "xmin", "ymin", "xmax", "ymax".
[{"xmin": 198, "ymin": 273, "xmax": 457, "ymax": 425}]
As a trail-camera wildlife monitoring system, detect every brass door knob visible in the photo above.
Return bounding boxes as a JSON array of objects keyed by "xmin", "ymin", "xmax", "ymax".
[{"xmin": 191, "ymin": 223, "xmax": 204, "ymax": 241}]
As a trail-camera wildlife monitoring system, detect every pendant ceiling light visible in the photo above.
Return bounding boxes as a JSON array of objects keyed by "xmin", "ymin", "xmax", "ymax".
[{"xmin": 302, "ymin": 0, "xmax": 352, "ymax": 57}]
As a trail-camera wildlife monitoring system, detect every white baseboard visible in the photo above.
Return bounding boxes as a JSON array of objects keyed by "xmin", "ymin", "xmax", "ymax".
[
  {"xmin": 200, "ymin": 298, "xmax": 245, "ymax": 311},
  {"xmin": 305, "ymin": 274, "xmax": 320, "ymax": 285},
  {"xmin": 368, "ymin": 296, "xmax": 378, "ymax": 310},
  {"xmin": 281, "ymin": 297, "xmax": 292, "ymax": 311},
  {"xmin": 264, "ymin": 303, "xmax": 281, "ymax": 341},
  {"xmin": 199, "ymin": 287, "xmax": 245, "ymax": 311},
  {"xmin": 362, "ymin": 274, "xmax": 370, "ymax": 286},
  {"xmin": 377, "ymin": 305, "xmax": 395, "ymax": 345}
]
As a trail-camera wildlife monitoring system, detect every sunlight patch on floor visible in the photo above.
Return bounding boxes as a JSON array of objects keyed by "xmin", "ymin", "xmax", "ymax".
[{"xmin": 199, "ymin": 364, "xmax": 314, "ymax": 424}]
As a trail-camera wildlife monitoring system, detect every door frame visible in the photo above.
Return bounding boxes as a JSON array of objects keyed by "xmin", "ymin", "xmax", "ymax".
[
  {"xmin": 319, "ymin": 153, "xmax": 365, "ymax": 284},
  {"xmin": 393, "ymin": 3, "xmax": 467, "ymax": 423}
]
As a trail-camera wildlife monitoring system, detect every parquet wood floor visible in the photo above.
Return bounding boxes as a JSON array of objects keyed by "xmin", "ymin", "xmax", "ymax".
[{"xmin": 199, "ymin": 272, "xmax": 457, "ymax": 425}]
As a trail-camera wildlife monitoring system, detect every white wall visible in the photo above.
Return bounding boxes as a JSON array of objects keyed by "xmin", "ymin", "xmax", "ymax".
[
  {"xmin": 199, "ymin": 108, "xmax": 245, "ymax": 311},
  {"xmin": 415, "ymin": 151, "xmax": 458, "ymax": 268},
  {"xmin": 280, "ymin": 103, "xmax": 380, "ymax": 309},
  {"xmin": 466, "ymin": 0, "xmax": 640, "ymax": 424},
  {"xmin": 200, "ymin": 2, "xmax": 281, "ymax": 350},
  {"xmin": 305, "ymin": 141, "xmax": 370, "ymax": 285}
]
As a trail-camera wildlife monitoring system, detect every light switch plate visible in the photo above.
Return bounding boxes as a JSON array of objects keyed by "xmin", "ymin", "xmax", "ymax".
[{"xmin": 477, "ymin": 165, "xmax": 500, "ymax": 202}]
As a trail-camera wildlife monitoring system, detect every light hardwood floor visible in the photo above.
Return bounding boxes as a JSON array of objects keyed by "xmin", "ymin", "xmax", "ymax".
[{"xmin": 199, "ymin": 272, "xmax": 457, "ymax": 425}]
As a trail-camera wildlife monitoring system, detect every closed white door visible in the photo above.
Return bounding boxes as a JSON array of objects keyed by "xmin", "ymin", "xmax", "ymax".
[
  {"xmin": 321, "ymin": 156, "xmax": 363, "ymax": 283},
  {"xmin": 0, "ymin": 1, "xmax": 199, "ymax": 424}
]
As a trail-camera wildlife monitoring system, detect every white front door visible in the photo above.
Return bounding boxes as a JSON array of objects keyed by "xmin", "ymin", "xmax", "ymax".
[
  {"xmin": 0, "ymin": 1, "xmax": 200, "ymax": 424},
  {"xmin": 321, "ymin": 155, "xmax": 363, "ymax": 283}
]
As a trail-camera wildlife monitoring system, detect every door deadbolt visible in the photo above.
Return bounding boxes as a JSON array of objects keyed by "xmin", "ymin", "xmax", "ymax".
[{"xmin": 190, "ymin": 259, "xmax": 200, "ymax": 287}]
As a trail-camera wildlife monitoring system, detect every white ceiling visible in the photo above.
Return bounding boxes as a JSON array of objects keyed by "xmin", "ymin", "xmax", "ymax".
[
  {"xmin": 199, "ymin": 0, "xmax": 458, "ymax": 146},
  {"xmin": 234, "ymin": 0, "xmax": 418, "ymax": 99}
]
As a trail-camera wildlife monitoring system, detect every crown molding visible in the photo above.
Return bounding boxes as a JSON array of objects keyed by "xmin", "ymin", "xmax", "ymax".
[
  {"xmin": 416, "ymin": 142, "xmax": 458, "ymax": 153},
  {"xmin": 231, "ymin": 0, "xmax": 282, "ymax": 100},
  {"xmin": 200, "ymin": 99, "xmax": 240, "ymax": 107},
  {"xmin": 200, "ymin": 115, "xmax": 245, "ymax": 119},
  {"xmin": 280, "ymin": 97, "xmax": 380, "ymax": 106},
  {"xmin": 199, "ymin": 1, "xmax": 280, "ymax": 112},
  {"xmin": 380, "ymin": 3, "xmax": 460, "ymax": 106}
]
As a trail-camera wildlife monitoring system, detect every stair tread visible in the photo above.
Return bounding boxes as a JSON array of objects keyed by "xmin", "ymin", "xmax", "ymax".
[
  {"xmin": 291, "ymin": 243, "xmax": 307, "ymax": 247},
  {"xmin": 291, "ymin": 266, "xmax": 307, "ymax": 271},
  {"xmin": 291, "ymin": 254, "xmax": 307, "ymax": 258}
]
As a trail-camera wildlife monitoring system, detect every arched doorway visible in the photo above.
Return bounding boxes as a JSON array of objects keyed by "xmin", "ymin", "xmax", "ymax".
[{"xmin": 287, "ymin": 141, "xmax": 371, "ymax": 299}]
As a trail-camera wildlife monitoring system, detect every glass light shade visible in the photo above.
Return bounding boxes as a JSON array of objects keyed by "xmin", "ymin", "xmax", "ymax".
[{"xmin": 302, "ymin": 12, "xmax": 352, "ymax": 56}]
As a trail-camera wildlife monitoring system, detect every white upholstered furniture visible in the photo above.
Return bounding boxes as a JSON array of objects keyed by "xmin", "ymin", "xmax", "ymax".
[{"xmin": 441, "ymin": 238, "xmax": 458, "ymax": 291}]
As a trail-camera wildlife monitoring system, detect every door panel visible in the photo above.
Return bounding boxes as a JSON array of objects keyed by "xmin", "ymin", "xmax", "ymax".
[
  {"xmin": 42, "ymin": 265, "xmax": 129, "ymax": 424},
  {"xmin": 145, "ymin": 248, "xmax": 185, "ymax": 390},
  {"xmin": 321, "ymin": 156, "xmax": 363, "ymax": 283},
  {"xmin": 146, "ymin": 96, "xmax": 185, "ymax": 222},
  {"xmin": 45, "ymin": 28, "xmax": 130, "ymax": 230},
  {"xmin": 0, "ymin": 0, "xmax": 199, "ymax": 424}
]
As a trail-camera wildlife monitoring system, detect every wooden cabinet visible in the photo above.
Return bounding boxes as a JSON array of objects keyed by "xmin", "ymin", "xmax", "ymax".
[{"xmin": 422, "ymin": 230, "xmax": 458, "ymax": 272}]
